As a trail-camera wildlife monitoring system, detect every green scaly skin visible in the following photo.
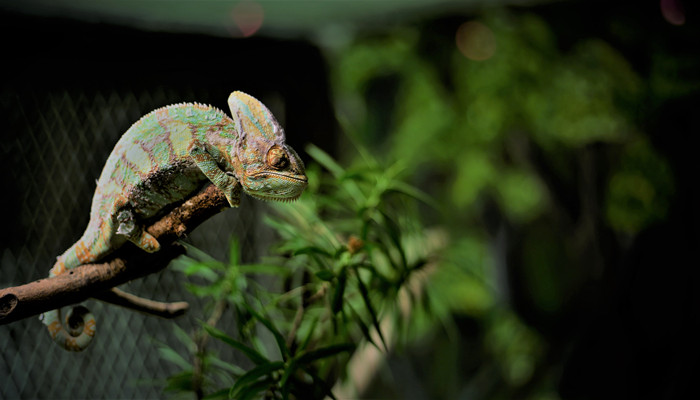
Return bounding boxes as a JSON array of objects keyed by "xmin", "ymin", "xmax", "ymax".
[{"xmin": 41, "ymin": 91, "xmax": 307, "ymax": 351}]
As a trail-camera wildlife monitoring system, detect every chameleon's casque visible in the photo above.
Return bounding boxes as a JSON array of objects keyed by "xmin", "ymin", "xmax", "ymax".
[{"xmin": 41, "ymin": 91, "xmax": 307, "ymax": 351}]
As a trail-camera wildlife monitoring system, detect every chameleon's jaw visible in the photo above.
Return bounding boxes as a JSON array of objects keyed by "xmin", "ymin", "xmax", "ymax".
[
  {"xmin": 248, "ymin": 192, "xmax": 304, "ymax": 203},
  {"xmin": 243, "ymin": 171, "xmax": 308, "ymax": 203}
]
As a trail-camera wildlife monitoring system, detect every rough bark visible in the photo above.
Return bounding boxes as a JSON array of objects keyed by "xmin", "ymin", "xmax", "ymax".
[{"xmin": 0, "ymin": 183, "xmax": 229, "ymax": 325}]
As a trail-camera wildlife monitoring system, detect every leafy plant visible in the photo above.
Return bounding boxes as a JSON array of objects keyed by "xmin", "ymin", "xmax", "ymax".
[{"xmin": 159, "ymin": 144, "xmax": 442, "ymax": 399}]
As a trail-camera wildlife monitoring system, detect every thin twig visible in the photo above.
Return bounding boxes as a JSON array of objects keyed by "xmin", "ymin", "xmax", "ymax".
[{"xmin": 94, "ymin": 288, "xmax": 189, "ymax": 319}]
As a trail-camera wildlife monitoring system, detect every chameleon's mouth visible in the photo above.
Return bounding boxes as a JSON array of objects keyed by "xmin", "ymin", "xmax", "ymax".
[
  {"xmin": 249, "ymin": 192, "xmax": 303, "ymax": 203},
  {"xmin": 250, "ymin": 171, "xmax": 308, "ymax": 183}
]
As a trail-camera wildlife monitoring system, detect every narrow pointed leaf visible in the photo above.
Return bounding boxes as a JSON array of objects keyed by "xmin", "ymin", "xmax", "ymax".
[
  {"xmin": 208, "ymin": 356, "xmax": 246, "ymax": 376},
  {"xmin": 172, "ymin": 323, "xmax": 196, "ymax": 349},
  {"xmin": 299, "ymin": 316, "xmax": 319, "ymax": 352},
  {"xmin": 228, "ymin": 238, "xmax": 240, "ymax": 267},
  {"xmin": 356, "ymin": 274, "xmax": 388, "ymax": 351},
  {"xmin": 331, "ymin": 269, "xmax": 347, "ymax": 315},
  {"xmin": 201, "ymin": 388, "xmax": 229, "ymax": 400},
  {"xmin": 293, "ymin": 246, "xmax": 333, "ymax": 258},
  {"xmin": 278, "ymin": 359, "xmax": 298, "ymax": 390},
  {"xmin": 352, "ymin": 307, "xmax": 381, "ymax": 351},
  {"xmin": 378, "ymin": 209, "xmax": 407, "ymax": 270},
  {"xmin": 230, "ymin": 361, "xmax": 284, "ymax": 399},
  {"xmin": 158, "ymin": 347, "xmax": 192, "ymax": 370},
  {"xmin": 315, "ymin": 270, "xmax": 335, "ymax": 281},
  {"xmin": 303, "ymin": 366, "xmax": 338, "ymax": 400},
  {"xmin": 164, "ymin": 371, "xmax": 195, "ymax": 393},
  {"xmin": 387, "ymin": 180, "xmax": 440, "ymax": 209},
  {"xmin": 239, "ymin": 377, "xmax": 276, "ymax": 400},
  {"xmin": 306, "ymin": 143, "xmax": 345, "ymax": 178},
  {"xmin": 181, "ymin": 242, "xmax": 219, "ymax": 264},
  {"xmin": 204, "ymin": 325, "xmax": 267, "ymax": 366},
  {"xmin": 244, "ymin": 303, "xmax": 289, "ymax": 358},
  {"xmin": 181, "ymin": 262, "xmax": 220, "ymax": 281},
  {"xmin": 295, "ymin": 343, "xmax": 355, "ymax": 366}
]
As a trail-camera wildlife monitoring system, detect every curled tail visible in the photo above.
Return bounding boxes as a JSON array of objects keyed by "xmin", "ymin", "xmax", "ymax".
[
  {"xmin": 41, "ymin": 305, "xmax": 96, "ymax": 352},
  {"xmin": 41, "ymin": 227, "xmax": 111, "ymax": 351}
]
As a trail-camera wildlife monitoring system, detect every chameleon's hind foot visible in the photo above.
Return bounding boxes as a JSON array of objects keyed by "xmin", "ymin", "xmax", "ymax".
[
  {"xmin": 49, "ymin": 260, "xmax": 67, "ymax": 277},
  {"xmin": 132, "ymin": 230, "xmax": 161, "ymax": 253},
  {"xmin": 116, "ymin": 208, "xmax": 161, "ymax": 253}
]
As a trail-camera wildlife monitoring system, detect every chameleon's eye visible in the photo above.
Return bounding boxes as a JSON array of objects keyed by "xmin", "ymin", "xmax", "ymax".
[{"xmin": 267, "ymin": 146, "xmax": 289, "ymax": 170}]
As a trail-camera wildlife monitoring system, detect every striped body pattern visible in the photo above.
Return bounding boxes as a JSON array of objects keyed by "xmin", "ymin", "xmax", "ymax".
[{"xmin": 41, "ymin": 91, "xmax": 307, "ymax": 351}]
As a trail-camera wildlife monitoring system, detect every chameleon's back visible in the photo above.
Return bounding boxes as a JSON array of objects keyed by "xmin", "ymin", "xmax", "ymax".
[{"xmin": 92, "ymin": 103, "xmax": 237, "ymax": 220}]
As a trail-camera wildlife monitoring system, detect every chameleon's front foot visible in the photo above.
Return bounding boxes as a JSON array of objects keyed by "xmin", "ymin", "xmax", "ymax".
[
  {"xmin": 190, "ymin": 144, "xmax": 241, "ymax": 208},
  {"xmin": 116, "ymin": 208, "xmax": 161, "ymax": 252},
  {"xmin": 223, "ymin": 172, "xmax": 241, "ymax": 207}
]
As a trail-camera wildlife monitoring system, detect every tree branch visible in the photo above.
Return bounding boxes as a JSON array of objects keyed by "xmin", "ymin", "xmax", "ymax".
[
  {"xmin": 0, "ymin": 183, "xmax": 229, "ymax": 325},
  {"xmin": 94, "ymin": 288, "xmax": 189, "ymax": 319}
]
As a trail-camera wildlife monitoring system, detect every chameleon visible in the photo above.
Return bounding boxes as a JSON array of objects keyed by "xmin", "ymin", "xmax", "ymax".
[{"xmin": 40, "ymin": 91, "xmax": 308, "ymax": 351}]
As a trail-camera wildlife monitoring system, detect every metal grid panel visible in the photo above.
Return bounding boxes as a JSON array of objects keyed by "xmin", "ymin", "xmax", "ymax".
[{"xmin": 0, "ymin": 87, "xmax": 272, "ymax": 399}]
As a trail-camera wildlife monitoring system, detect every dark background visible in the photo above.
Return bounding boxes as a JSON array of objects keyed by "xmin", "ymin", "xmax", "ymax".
[{"xmin": 2, "ymin": 1, "xmax": 699, "ymax": 398}]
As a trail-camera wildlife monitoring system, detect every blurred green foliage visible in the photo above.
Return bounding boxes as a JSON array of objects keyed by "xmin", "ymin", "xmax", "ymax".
[
  {"xmin": 332, "ymin": 11, "xmax": 672, "ymax": 232},
  {"xmin": 161, "ymin": 7, "xmax": 681, "ymax": 400},
  {"xmin": 325, "ymin": 8, "xmax": 676, "ymax": 398},
  {"xmin": 160, "ymin": 145, "xmax": 443, "ymax": 399}
]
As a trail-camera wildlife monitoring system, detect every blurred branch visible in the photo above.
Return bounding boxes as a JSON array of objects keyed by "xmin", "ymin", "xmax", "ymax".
[
  {"xmin": 94, "ymin": 288, "xmax": 189, "ymax": 319},
  {"xmin": 0, "ymin": 184, "xmax": 229, "ymax": 325}
]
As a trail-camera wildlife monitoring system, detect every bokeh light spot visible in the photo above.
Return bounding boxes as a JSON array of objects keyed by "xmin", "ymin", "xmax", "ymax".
[
  {"xmin": 456, "ymin": 21, "xmax": 496, "ymax": 61},
  {"xmin": 660, "ymin": 0, "xmax": 685, "ymax": 26},
  {"xmin": 231, "ymin": 0, "xmax": 264, "ymax": 37}
]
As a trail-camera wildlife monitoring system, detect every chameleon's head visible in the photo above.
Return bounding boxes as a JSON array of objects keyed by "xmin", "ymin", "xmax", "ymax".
[{"xmin": 228, "ymin": 91, "xmax": 307, "ymax": 202}]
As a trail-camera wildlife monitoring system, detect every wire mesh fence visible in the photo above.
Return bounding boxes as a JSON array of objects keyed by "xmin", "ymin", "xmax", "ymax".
[{"xmin": 0, "ymin": 86, "xmax": 277, "ymax": 399}]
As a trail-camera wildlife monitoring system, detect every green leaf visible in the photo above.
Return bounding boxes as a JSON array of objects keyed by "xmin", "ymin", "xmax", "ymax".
[
  {"xmin": 230, "ymin": 361, "xmax": 284, "ymax": 399},
  {"xmin": 349, "ymin": 305, "xmax": 380, "ymax": 350},
  {"xmin": 302, "ymin": 366, "xmax": 338, "ymax": 400},
  {"xmin": 164, "ymin": 371, "xmax": 194, "ymax": 393},
  {"xmin": 239, "ymin": 377, "xmax": 276, "ymax": 400},
  {"xmin": 331, "ymin": 268, "xmax": 347, "ymax": 315},
  {"xmin": 388, "ymin": 180, "xmax": 440, "ymax": 209},
  {"xmin": 201, "ymin": 388, "xmax": 229, "ymax": 400},
  {"xmin": 306, "ymin": 143, "xmax": 345, "ymax": 178},
  {"xmin": 172, "ymin": 323, "xmax": 195, "ymax": 350},
  {"xmin": 295, "ymin": 343, "xmax": 355, "ymax": 365},
  {"xmin": 181, "ymin": 242, "xmax": 220, "ymax": 264},
  {"xmin": 185, "ymin": 282, "xmax": 220, "ymax": 297},
  {"xmin": 315, "ymin": 270, "xmax": 335, "ymax": 281},
  {"xmin": 203, "ymin": 325, "xmax": 268, "ymax": 366},
  {"xmin": 278, "ymin": 359, "xmax": 298, "ymax": 391},
  {"xmin": 244, "ymin": 303, "xmax": 290, "ymax": 358},
  {"xmin": 228, "ymin": 238, "xmax": 240, "ymax": 267},
  {"xmin": 378, "ymin": 209, "xmax": 407, "ymax": 270},
  {"xmin": 356, "ymin": 273, "xmax": 388, "ymax": 351},
  {"xmin": 208, "ymin": 356, "xmax": 246, "ymax": 377},
  {"xmin": 298, "ymin": 316, "xmax": 319, "ymax": 352},
  {"xmin": 293, "ymin": 246, "xmax": 334, "ymax": 258},
  {"xmin": 158, "ymin": 346, "xmax": 192, "ymax": 370},
  {"xmin": 182, "ymin": 262, "xmax": 221, "ymax": 281}
]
